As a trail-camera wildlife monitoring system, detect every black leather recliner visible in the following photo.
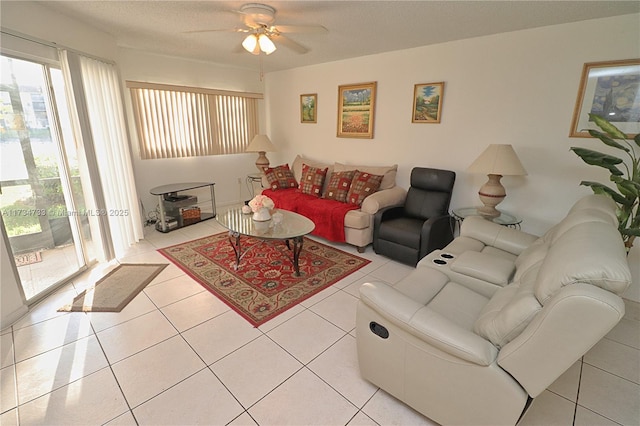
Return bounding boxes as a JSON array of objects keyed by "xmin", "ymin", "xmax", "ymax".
[{"xmin": 373, "ymin": 167, "xmax": 456, "ymax": 266}]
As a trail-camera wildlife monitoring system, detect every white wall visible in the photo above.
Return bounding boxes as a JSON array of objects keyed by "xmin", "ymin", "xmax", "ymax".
[
  {"xmin": 0, "ymin": 1, "xmax": 118, "ymax": 60},
  {"xmin": 117, "ymin": 49, "xmax": 266, "ymax": 216},
  {"xmin": 264, "ymin": 14, "xmax": 640, "ymax": 301}
]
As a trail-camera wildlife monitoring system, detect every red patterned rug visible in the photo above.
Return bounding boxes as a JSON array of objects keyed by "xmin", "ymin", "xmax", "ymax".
[{"xmin": 158, "ymin": 232, "xmax": 370, "ymax": 326}]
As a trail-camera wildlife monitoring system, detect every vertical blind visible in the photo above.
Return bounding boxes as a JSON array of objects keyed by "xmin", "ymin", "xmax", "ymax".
[{"xmin": 127, "ymin": 81, "xmax": 262, "ymax": 159}]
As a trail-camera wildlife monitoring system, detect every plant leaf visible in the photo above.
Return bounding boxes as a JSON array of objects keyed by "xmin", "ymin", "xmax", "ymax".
[
  {"xmin": 611, "ymin": 176, "xmax": 640, "ymax": 198},
  {"xmin": 615, "ymin": 181, "xmax": 639, "ymax": 199},
  {"xmin": 618, "ymin": 208, "xmax": 631, "ymax": 228},
  {"xmin": 571, "ymin": 147, "xmax": 624, "ymax": 176},
  {"xmin": 634, "ymin": 133, "xmax": 640, "ymax": 148},
  {"xmin": 580, "ymin": 181, "xmax": 630, "ymax": 205},
  {"xmin": 622, "ymin": 228, "xmax": 640, "ymax": 237},
  {"xmin": 587, "ymin": 129, "xmax": 630, "ymax": 152},
  {"xmin": 589, "ymin": 113, "xmax": 628, "ymax": 139}
]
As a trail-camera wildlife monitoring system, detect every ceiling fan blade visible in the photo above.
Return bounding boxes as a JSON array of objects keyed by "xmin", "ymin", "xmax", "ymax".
[
  {"xmin": 232, "ymin": 43, "xmax": 246, "ymax": 54},
  {"xmin": 271, "ymin": 33, "xmax": 308, "ymax": 54},
  {"xmin": 272, "ymin": 25, "xmax": 328, "ymax": 34},
  {"xmin": 183, "ymin": 28, "xmax": 250, "ymax": 34}
]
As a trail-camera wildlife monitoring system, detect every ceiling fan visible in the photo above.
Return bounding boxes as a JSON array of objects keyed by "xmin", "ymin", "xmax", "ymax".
[{"xmin": 185, "ymin": 3, "xmax": 328, "ymax": 55}]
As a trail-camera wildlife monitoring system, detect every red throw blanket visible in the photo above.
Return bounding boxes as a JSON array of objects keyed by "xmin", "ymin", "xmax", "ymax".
[{"xmin": 263, "ymin": 189, "xmax": 359, "ymax": 242}]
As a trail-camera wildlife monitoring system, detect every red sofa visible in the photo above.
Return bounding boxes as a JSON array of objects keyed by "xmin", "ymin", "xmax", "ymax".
[{"xmin": 261, "ymin": 155, "xmax": 406, "ymax": 252}]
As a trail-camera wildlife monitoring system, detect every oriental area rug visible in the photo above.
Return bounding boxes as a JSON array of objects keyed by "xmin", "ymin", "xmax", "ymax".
[{"xmin": 158, "ymin": 232, "xmax": 371, "ymax": 326}]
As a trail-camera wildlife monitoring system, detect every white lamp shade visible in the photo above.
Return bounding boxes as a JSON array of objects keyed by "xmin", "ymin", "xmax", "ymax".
[
  {"xmin": 467, "ymin": 144, "xmax": 527, "ymax": 176},
  {"xmin": 242, "ymin": 34, "xmax": 260, "ymax": 55},
  {"xmin": 246, "ymin": 135, "xmax": 276, "ymax": 153},
  {"xmin": 258, "ymin": 34, "xmax": 276, "ymax": 55}
]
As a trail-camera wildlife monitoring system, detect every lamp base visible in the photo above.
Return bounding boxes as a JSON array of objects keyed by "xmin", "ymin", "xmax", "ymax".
[
  {"xmin": 477, "ymin": 205, "xmax": 501, "ymax": 218},
  {"xmin": 255, "ymin": 151, "xmax": 270, "ymax": 173},
  {"xmin": 477, "ymin": 174, "xmax": 505, "ymax": 218}
]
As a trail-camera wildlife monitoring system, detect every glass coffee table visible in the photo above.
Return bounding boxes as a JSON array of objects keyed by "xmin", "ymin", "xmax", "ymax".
[{"xmin": 216, "ymin": 208, "xmax": 315, "ymax": 276}]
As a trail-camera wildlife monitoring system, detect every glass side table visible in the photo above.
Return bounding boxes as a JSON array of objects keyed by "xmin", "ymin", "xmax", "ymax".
[
  {"xmin": 452, "ymin": 207, "xmax": 522, "ymax": 229},
  {"xmin": 246, "ymin": 173, "xmax": 264, "ymax": 198}
]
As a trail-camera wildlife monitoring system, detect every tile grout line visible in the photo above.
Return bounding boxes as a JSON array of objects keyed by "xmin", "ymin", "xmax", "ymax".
[
  {"xmin": 601, "ymin": 334, "xmax": 640, "ymax": 352},
  {"xmin": 581, "ymin": 361, "xmax": 640, "ymax": 386},
  {"xmin": 88, "ymin": 319, "xmax": 140, "ymax": 425},
  {"xmin": 572, "ymin": 358, "xmax": 584, "ymax": 425},
  {"xmin": 7, "ymin": 325, "xmax": 19, "ymax": 423}
]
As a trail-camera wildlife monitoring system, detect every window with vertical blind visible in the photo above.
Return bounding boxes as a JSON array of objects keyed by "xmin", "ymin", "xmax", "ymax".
[{"xmin": 126, "ymin": 81, "xmax": 262, "ymax": 159}]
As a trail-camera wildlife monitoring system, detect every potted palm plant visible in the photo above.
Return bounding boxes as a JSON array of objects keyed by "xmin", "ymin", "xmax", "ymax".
[{"xmin": 571, "ymin": 113, "xmax": 640, "ymax": 252}]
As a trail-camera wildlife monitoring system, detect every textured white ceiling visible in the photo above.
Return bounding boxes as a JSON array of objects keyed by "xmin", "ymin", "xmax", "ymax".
[{"xmin": 37, "ymin": 1, "xmax": 640, "ymax": 72}]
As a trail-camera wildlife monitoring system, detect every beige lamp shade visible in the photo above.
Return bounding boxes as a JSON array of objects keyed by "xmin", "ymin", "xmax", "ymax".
[
  {"xmin": 246, "ymin": 134, "xmax": 276, "ymax": 172},
  {"xmin": 467, "ymin": 144, "xmax": 527, "ymax": 218}
]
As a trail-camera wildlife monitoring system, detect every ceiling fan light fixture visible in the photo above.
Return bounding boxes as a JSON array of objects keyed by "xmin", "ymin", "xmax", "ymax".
[
  {"xmin": 258, "ymin": 34, "xmax": 276, "ymax": 54},
  {"xmin": 242, "ymin": 34, "xmax": 260, "ymax": 55}
]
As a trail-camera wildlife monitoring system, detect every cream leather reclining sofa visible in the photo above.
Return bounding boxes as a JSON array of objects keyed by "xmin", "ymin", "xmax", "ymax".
[{"xmin": 356, "ymin": 194, "xmax": 631, "ymax": 425}]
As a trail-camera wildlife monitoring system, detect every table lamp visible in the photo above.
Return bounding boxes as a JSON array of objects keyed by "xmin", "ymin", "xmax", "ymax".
[
  {"xmin": 467, "ymin": 144, "xmax": 527, "ymax": 218},
  {"xmin": 246, "ymin": 134, "xmax": 276, "ymax": 173}
]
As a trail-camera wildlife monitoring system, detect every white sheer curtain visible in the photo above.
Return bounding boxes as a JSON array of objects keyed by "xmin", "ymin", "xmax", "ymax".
[
  {"xmin": 79, "ymin": 55, "xmax": 143, "ymax": 255},
  {"xmin": 60, "ymin": 50, "xmax": 143, "ymax": 258}
]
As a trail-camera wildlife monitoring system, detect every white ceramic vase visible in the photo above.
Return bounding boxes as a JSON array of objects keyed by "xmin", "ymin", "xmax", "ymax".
[{"xmin": 252, "ymin": 208, "xmax": 271, "ymax": 221}]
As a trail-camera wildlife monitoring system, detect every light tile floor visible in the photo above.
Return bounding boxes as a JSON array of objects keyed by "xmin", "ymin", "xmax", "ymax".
[{"xmin": 1, "ymin": 212, "xmax": 639, "ymax": 425}]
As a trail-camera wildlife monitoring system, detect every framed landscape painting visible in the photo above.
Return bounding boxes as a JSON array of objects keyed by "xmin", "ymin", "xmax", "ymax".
[
  {"xmin": 300, "ymin": 93, "xmax": 317, "ymax": 123},
  {"xmin": 570, "ymin": 59, "xmax": 640, "ymax": 137},
  {"xmin": 412, "ymin": 82, "xmax": 444, "ymax": 123},
  {"xmin": 337, "ymin": 82, "xmax": 377, "ymax": 138}
]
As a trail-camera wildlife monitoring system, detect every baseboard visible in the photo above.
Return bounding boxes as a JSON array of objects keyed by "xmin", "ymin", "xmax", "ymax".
[{"xmin": 0, "ymin": 304, "xmax": 28, "ymax": 330}]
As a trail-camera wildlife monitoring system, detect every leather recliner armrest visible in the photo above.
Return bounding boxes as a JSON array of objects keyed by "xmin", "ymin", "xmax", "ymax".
[
  {"xmin": 460, "ymin": 216, "xmax": 539, "ymax": 255},
  {"xmin": 449, "ymin": 251, "xmax": 516, "ymax": 286},
  {"xmin": 359, "ymin": 282, "xmax": 498, "ymax": 365}
]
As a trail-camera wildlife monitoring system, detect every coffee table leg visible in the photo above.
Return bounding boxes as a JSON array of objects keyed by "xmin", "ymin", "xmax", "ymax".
[
  {"xmin": 228, "ymin": 231, "xmax": 241, "ymax": 270},
  {"xmin": 291, "ymin": 236, "xmax": 304, "ymax": 276}
]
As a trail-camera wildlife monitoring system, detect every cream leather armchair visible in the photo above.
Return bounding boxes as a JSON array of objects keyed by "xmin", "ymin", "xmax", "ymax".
[{"xmin": 356, "ymin": 195, "xmax": 631, "ymax": 425}]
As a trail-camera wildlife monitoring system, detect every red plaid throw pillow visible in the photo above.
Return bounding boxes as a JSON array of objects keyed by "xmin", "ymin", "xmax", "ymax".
[
  {"xmin": 324, "ymin": 170, "xmax": 355, "ymax": 203},
  {"xmin": 263, "ymin": 164, "xmax": 298, "ymax": 191},
  {"xmin": 346, "ymin": 170, "xmax": 383, "ymax": 205},
  {"xmin": 297, "ymin": 163, "xmax": 328, "ymax": 197}
]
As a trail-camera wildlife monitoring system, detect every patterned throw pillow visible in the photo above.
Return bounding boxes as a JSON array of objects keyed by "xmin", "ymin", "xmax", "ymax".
[
  {"xmin": 324, "ymin": 170, "xmax": 355, "ymax": 203},
  {"xmin": 298, "ymin": 163, "xmax": 328, "ymax": 197},
  {"xmin": 346, "ymin": 170, "xmax": 383, "ymax": 205},
  {"xmin": 263, "ymin": 164, "xmax": 298, "ymax": 191}
]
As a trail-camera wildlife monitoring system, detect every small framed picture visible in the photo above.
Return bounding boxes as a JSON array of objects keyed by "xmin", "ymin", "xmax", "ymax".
[
  {"xmin": 570, "ymin": 59, "xmax": 640, "ymax": 137},
  {"xmin": 300, "ymin": 93, "xmax": 317, "ymax": 123},
  {"xmin": 337, "ymin": 82, "xmax": 377, "ymax": 138},
  {"xmin": 412, "ymin": 82, "xmax": 444, "ymax": 123}
]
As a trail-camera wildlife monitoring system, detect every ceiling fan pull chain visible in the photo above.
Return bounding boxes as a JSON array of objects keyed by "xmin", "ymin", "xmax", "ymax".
[{"xmin": 260, "ymin": 56, "xmax": 264, "ymax": 81}]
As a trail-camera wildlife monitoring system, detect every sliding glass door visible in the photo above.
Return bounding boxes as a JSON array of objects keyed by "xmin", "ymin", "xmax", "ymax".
[{"xmin": 0, "ymin": 54, "xmax": 96, "ymax": 301}]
